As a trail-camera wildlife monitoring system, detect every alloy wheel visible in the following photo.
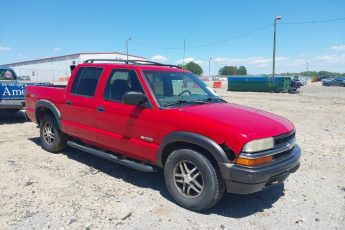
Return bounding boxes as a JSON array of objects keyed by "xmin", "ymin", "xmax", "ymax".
[{"xmin": 173, "ymin": 160, "xmax": 204, "ymax": 198}]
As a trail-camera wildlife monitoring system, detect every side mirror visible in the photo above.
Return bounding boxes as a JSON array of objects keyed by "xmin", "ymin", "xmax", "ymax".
[{"xmin": 123, "ymin": 91, "xmax": 147, "ymax": 106}]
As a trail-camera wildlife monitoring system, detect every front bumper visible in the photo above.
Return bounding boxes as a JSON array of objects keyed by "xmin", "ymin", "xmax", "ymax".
[{"xmin": 218, "ymin": 144, "xmax": 301, "ymax": 194}]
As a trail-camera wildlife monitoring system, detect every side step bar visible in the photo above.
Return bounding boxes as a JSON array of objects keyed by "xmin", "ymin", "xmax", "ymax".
[{"xmin": 67, "ymin": 141, "xmax": 156, "ymax": 173}]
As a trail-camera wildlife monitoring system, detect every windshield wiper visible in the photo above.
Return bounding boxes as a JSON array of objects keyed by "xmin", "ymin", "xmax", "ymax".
[
  {"xmin": 162, "ymin": 99, "xmax": 209, "ymax": 107},
  {"xmin": 191, "ymin": 97, "xmax": 226, "ymax": 104},
  {"xmin": 162, "ymin": 97, "xmax": 226, "ymax": 108},
  {"xmin": 162, "ymin": 100, "xmax": 188, "ymax": 107}
]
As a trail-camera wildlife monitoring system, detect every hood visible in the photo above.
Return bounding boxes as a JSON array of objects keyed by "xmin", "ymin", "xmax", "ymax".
[{"xmin": 163, "ymin": 102, "xmax": 294, "ymax": 153}]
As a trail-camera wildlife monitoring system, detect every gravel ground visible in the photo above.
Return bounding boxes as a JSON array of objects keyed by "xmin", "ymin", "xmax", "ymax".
[{"xmin": 0, "ymin": 82, "xmax": 344, "ymax": 229}]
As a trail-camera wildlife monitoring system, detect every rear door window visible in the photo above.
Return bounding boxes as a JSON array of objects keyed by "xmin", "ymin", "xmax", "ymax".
[
  {"xmin": 103, "ymin": 69, "xmax": 144, "ymax": 101},
  {"xmin": 71, "ymin": 67, "xmax": 103, "ymax": 97}
]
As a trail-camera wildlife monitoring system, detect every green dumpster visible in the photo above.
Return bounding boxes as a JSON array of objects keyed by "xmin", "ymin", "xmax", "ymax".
[{"xmin": 227, "ymin": 76, "xmax": 291, "ymax": 92}]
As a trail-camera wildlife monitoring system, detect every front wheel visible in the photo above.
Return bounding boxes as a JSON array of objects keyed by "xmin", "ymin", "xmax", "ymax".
[
  {"xmin": 164, "ymin": 148, "xmax": 225, "ymax": 211},
  {"xmin": 40, "ymin": 115, "xmax": 67, "ymax": 153}
]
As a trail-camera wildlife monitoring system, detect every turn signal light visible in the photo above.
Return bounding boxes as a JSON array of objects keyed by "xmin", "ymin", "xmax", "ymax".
[{"xmin": 236, "ymin": 155, "xmax": 273, "ymax": 166}]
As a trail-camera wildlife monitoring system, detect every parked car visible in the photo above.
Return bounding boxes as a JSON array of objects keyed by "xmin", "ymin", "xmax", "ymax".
[
  {"xmin": 293, "ymin": 76, "xmax": 307, "ymax": 86},
  {"xmin": 0, "ymin": 66, "xmax": 51, "ymax": 113},
  {"xmin": 290, "ymin": 79, "xmax": 303, "ymax": 89},
  {"xmin": 17, "ymin": 75, "xmax": 31, "ymax": 81},
  {"xmin": 297, "ymin": 79, "xmax": 307, "ymax": 85},
  {"xmin": 25, "ymin": 60, "xmax": 301, "ymax": 211},
  {"xmin": 321, "ymin": 78, "xmax": 334, "ymax": 83},
  {"xmin": 322, "ymin": 78, "xmax": 345, "ymax": 87}
]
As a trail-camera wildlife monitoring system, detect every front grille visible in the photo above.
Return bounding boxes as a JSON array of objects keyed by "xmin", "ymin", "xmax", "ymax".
[
  {"xmin": 273, "ymin": 149, "xmax": 291, "ymax": 159},
  {"xmin": 274, "ymin": 131, "xmax": 295, "ymax": 146}
]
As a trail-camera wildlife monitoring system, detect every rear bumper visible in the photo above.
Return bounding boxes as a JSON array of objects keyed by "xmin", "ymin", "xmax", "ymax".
[
  {"xmin": 0, "ymin": 104, "xmax": 25, "ymax": 110},
  {"xmin": 0, "ymin": 100, "xmax": 25, "ymax": 110},
  {"xmin": 218, "ymin": 144, "xmax": 301, "ymax": 194}
]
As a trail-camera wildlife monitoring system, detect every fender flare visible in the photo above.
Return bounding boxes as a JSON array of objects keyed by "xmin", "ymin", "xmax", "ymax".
[
  {"xmin": 35, "ymin": 100, "xmax": 62, "ymax": 130},
  {"xmin": 156, "ymin": 131, "xmax": 229, "ymax": 167}
]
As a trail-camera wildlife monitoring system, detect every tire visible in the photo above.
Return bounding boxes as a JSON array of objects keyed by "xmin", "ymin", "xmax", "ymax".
[
  {"xmin": 164, "ymin": 148, "xmax": 225, "ymax": 211},
  {"xmin": 341, "ymin": 83, "xmax": 345, "ymax": 87},
  {"xmin": 40, "ymin": 115, "xmax": 67, "ymax": 153}
]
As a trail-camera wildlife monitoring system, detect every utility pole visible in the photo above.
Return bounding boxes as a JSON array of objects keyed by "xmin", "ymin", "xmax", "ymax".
[
  {"xmin": 272, "ymin": 16, "xmax": 282, "ymax": 77},
  {"xmin": 209, "ymin": 57, "xmax": 212, "ymax": 76},
  {"xmin": 183, "ymin": 39, "xmax": 186, "ymax": 68},
  {"xmin": 126, "ymin": 37, "xmax": 132, "ymax": 61},
  {"xmin": 306, "ymin": 62, "xmax": 310, "ymax": 81}
]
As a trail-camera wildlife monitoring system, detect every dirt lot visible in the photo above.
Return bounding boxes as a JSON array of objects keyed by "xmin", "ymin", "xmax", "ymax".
[{"xmin": 1, "ymin": 83, "xmax": 344, "ymax": 229}]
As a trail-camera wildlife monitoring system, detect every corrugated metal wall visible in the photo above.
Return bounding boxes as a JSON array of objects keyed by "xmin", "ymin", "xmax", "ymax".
[{"xmin": 7, "ymin": 53, "xmax": 145, "ymax": 82}]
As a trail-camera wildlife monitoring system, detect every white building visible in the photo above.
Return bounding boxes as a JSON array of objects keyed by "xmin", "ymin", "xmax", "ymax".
[{"xmin": 5, "ymin": 52, "xmax": 146, "ymax": 82}]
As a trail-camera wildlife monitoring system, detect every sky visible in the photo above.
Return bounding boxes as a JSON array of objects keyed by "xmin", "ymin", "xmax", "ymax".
[{"xmin": 1, "ymin": 0, "xmax": 345, "ymax": 75}]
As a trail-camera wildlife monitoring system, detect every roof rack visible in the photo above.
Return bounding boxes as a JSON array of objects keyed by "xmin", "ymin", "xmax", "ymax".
[{"xmin": 83, "ymin": 59, "xmax": 182, "ymax": 69}]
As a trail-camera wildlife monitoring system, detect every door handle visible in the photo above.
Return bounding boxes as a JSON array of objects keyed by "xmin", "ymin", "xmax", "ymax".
[
  {"xmin": 96, "ymin": 106, "xmax": 104, "ymax": 112},
  {"xmin": 66, "ymin": 100, "xmax": 72, "ymax": 106}
]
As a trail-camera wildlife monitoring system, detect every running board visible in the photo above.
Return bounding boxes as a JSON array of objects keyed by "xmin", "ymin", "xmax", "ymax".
[{"xmin": 67, "ymin": 141, "xmax": 156, "ymax": 173}]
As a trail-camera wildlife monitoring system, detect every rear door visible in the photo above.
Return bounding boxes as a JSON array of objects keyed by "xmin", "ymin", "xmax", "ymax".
[
  {"xmin": 94, "ymin": 67, "xmax": 159, "ymax": 162},
  {"xmin": 61, "ymin": 66, "xmax": 104, "ymax": 144}
]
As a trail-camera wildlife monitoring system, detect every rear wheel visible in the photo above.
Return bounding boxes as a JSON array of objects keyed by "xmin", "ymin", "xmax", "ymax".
[
  {"xmin": 40, "ymin": 115, "xmax": 67, "ymax": 153},
  {"xmin": 341, "ymin": 83, "xmax": 345, "ymax": 87},
  {"xmin": 164, "ymin": 148, "xmax": 225, "ymax": 211}
]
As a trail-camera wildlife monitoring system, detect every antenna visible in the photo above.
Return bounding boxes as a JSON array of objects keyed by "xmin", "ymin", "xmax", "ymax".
[{"xmin": 183, "ymin": 39, "xmax": 186, "ymax": 68}]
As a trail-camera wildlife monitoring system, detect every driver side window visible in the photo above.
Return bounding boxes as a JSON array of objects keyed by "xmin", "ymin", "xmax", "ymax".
[{"xmin": 103, "ymin": 69, "xmax": 144, "ymax": 102}]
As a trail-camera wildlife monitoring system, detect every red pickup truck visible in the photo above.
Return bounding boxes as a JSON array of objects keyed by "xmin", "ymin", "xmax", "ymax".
[{"xmin": 25, "ymin": 59, "xmax": 300, "ymax": 211}]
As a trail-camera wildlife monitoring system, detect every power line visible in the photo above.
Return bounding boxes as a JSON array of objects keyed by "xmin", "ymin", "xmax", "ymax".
[
  {"xmin": 130, "ymin": 17, "xmax": 345, "ymax": 50},
  {"xmin": 131, "ymin": 41, "xmax": 182, "ymax": 50},
  {"xmin": 188, "ymin": 24, "xmax": 273, "ymax": 48},
  {"xmin": 281, "ymin": 17, "xmax": 345, "ymax": 25},
  {"xmin": 131, "ymin": 23, "xmax": 273, "ymax": 50}
]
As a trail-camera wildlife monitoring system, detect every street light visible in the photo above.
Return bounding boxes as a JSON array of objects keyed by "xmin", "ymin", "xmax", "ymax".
[
  {"xmin": 209, "ymin": 57, "xmax": 212, "ymax": 77},
  {"xmin": 126, "ymin": 37, "xmax": 132, "ymax": 61},
  {"xmin": 306, "ymin": 62, "xmax": 310, "ymax": 81},
  {"xmin": 306, "ymin": 62, "xmax": 309, "ymax": 72},
  {"xmin": 272, "ymin": 16, "xmax": 282, "ymax": 77}
]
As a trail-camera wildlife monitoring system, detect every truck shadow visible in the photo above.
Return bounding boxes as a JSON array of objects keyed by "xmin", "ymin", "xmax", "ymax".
[
  {"xmin": 205, "ymin": 184, "xmax": 284, "ymax": 218},
  {"xmin": 28, "ymin": 136, "xmax": 284, "ymax": 218},
  {"xmin": 0, "ymin": 110, "xmax": 28, "ymax": 124}
]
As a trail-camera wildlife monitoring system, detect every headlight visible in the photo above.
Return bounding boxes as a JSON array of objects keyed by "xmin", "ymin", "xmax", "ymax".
[{"xmin": 242, "ymin": 137, "xmax": 274, "ymax": 153}]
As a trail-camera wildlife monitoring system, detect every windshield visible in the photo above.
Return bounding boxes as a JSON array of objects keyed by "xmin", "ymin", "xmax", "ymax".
[
  {"xmin": 143, "ymin": 70, "xmax": 222, "ymax": 107},
  {"xmin": 0, "ymin": 69, "xmax": 16, "ymax": 81}
]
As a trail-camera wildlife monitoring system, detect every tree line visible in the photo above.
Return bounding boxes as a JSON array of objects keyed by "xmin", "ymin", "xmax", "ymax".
[
  {"xmin": 218, "ymin": 66, "xmax": 247, "ymax": 75},
  {"xmin": 179, "ymin": 62, "xmax": 344, "ymax": 78},
  {"xmin": 280, "ymin": 71, "xmax": 345, "ymax": 78},
  {"xmin": 179, "ymin": 62, "xmax": 248, "ymax": 76}
]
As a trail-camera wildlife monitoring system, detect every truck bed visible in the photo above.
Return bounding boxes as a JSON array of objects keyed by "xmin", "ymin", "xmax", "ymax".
[{"xmin": 25, "ymin": 85, "xmax": 66, "ymax": 122}]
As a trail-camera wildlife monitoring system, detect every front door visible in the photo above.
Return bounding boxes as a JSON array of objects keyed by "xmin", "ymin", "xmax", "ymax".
[{"xmin": 95, "ymin": 68, "xmax": 159, "ymax": 163}]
